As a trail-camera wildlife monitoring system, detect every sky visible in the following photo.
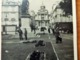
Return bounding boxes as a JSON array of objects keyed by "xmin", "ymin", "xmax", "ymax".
[
  {"xmin": 9, "ymin": 0, "xmax": 62, "ymax": 14},
  {"xmin": 28, "ymin": 0, "xmax": 62, "ymax": 14}
]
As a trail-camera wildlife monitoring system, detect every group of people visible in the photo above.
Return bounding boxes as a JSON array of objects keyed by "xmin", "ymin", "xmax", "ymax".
[
  {"xmin": 18, "ymin": 27, "xmax": 62, "ymax": 43},
  {"xmin": 18, "ymin": 28, "xmax": 27, "ymax": 40}
]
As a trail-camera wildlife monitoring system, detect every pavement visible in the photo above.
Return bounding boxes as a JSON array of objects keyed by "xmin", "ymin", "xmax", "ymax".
[
  {"xmin": 38, "ymin": 33, "xmax": 74, "ymax": 60},
  {"xmin": 2, "ymin": 41, "xmax": 57, "ymax": 60},
  {"xmin": 2, "ymin": 34, "xmax": 74, "ymax": 60},
  {"xmin": 50, "ymin": 35, "xmax": 74, "ymax": 60}
]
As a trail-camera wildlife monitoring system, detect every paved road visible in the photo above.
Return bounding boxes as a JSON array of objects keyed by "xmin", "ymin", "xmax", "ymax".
[
  {"xmin": 2, "ymin": 34, "xmax": 57, "ymax": 60},
  {"xmin": 2, "ymin": 33, "xmax": 74, "ymax": 60},
  {"xmin": 40, "ymin": 34, "xmax": 74, "ymax": 60}
]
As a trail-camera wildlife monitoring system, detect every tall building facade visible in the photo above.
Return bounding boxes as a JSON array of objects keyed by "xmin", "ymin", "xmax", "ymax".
[
  {"xmin": 52, "ymin": 6, "xmax": 72, "ymax": 23},
  {"xmin": 2, "ymin": 0, "xmax": 20, "ymax": 34},
  {"xmin": 51, "ymin": 5, "xmax": 73, "ymax": 33}
]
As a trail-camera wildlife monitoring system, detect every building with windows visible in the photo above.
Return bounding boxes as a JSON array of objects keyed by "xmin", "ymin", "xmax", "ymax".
[
  {"xmin": 51, "ymin": 5, "xmax": 73, "ymax": 33},
  {"xmin": 35, "ymin": 4, "xmax": 50, "ymax": 32},
  {"xmin": 52, "ymin": 5, "xmax": 72, "ymax": 23},
  {"xmin": 2, "ymin": 0, "xmax": 20, "ymax": 34}
]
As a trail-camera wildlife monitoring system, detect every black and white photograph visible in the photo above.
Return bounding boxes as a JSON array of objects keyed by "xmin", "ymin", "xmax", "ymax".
[{"xmin": 1, "ymin": 0, "xmax": 77, "ymax": 60}]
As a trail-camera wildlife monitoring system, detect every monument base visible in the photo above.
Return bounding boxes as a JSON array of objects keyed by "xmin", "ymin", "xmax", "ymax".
[{"xmin": 21, "ymin": 17, "xmax": 31, "ymax": 33}]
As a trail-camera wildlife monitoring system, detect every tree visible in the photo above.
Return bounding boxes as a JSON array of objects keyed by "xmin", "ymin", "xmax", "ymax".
[{"xmin": 59, "ymin": 0, "xmax": 72, "ymax": 16}]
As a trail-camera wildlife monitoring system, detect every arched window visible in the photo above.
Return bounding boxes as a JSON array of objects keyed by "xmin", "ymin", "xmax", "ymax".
[{"xmin": 11, "ymin": 18, "xmax": 16, "ymax": 22}]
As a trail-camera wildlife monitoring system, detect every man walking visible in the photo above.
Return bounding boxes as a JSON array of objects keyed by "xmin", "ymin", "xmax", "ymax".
[
  {"xmin": 55, "ymin": 30, "xmax": 62, "ymax": 43},
  {"xmin": 55, "ymin": 30, "xmax": 60, "ymax": 43},
  {"xmin": 18, "ymin": 28, "xmax": 23, "ymax": 40},
  {"xmin": 24, "ymin": 28, "xmax": 28, "ymax": 40},
  {"xmin": 52, "ymin": 28, "xmax": 55, "ymax": 35},
  {"xmin": 48, "ymin": 27, "xmax": 50, "ymax": 34}
]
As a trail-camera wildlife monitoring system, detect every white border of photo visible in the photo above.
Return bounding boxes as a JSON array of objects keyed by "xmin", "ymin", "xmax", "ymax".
[
  {"xmin": 0, "ymin": 0, "xmax": 78, "ymax": 60},
  {"xmin": 72, "ymin": 0, "xmax": 78, "ymax": 60}
]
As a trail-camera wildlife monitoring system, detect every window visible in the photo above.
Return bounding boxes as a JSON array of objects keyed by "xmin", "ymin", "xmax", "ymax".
[
  {"xmin": 41, "ymin": 17, "xmax": 44, "ymax": 20},
  {"xmin": 38, "ymin": 21, "xmax": 40, "ymax": 26},
  {"xmin": 11, "ymin": 18, "xmax": 16, "ymax": 22},
  {"xmin": 3, "ymin": 26, "xmax": 6, "ymax": 32},
  {"xmin": 45, "ymin": 21, "xmax": 47, "ymax": 26},
  {"xmin": 4, "ymin": 18, "xmax": 8, "ymax": 21}
]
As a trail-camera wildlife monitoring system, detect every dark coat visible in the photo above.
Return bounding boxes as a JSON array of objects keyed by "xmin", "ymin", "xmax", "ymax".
[
  {"xmin": 48, "ymin": 28, "xmax": 50, "ymax": 33},
  {"xmin": 24, "ymin": 30, "xmax": 27, "ymax": 36},
  {"xmin": 18, "ymin": 29, "xmax": 23, "ymax": 36},
  {"xmin": 52, "ymin": 28, "xmax": 55, "ymax": 34}
]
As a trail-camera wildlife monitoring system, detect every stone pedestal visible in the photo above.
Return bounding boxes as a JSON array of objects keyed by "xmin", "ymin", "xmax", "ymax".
[{"xmin": 21, "ymin": 17, "xmax": 31, "ymax": 33}]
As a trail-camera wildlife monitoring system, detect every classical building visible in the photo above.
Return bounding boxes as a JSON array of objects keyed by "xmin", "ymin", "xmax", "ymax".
[
  {"xmin": 35, "ymin": 5, "xmax": 50, "ymax": 31},
  {"xmin": 2, "ymin": 0, "xmax": 20, "ymax": 35},
  {"xmin": 52, "ymin": 6, "xmax": 72, "ymax": 23}
]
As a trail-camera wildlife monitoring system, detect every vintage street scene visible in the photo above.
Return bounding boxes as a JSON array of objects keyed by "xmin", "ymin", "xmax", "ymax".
[{"xmin": 1, "ymin": 0, "xmax": 74, "ymax": 60}]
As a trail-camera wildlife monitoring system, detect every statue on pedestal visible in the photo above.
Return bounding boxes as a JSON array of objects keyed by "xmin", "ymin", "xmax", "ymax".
[
  {"xmin": 21, "ymin": 0, "xmax": 29, "ymax": 16},
  {"xmin": 20, "ymin": 0, "xmax": 31, "ymax": 33}
]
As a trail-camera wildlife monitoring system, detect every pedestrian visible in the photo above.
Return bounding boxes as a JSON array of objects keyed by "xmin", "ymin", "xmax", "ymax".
[
  {"xmin": 48, "ymin": 28, "xmax": 50, "ymax": 34},
  {"xmin": 18, "ymin": 28, "xmax": 23, "ymax": 40},
  {"xmin": 55, "ymin": 31, "xmax": 60, "ymax": 43},
  {"xmin": 36, "ymin": 51, "xmax": 40, "ymax": 60},
  {"xmin": 24, "ymin": 28, "xmax": 27, "ymax": 40},
  {"xmin": 52, "ymin": 28, "xmax": 55, "ymax": 35},
  {"xmin": 55, "ymin": 31, "xmax": 62, "ymax": 43},
  {"xmin": 30, "ymin": 51, "xmax": 37, "ymax": 60},
  {"xmin": 30, "ymin": 50, "xmax": 40, "ymax": 60}
]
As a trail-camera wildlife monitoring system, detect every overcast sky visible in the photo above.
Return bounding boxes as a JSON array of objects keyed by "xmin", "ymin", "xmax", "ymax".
[{"xmin": 11, "ymin": 0, "xmax": 62, "ymax": 14}]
